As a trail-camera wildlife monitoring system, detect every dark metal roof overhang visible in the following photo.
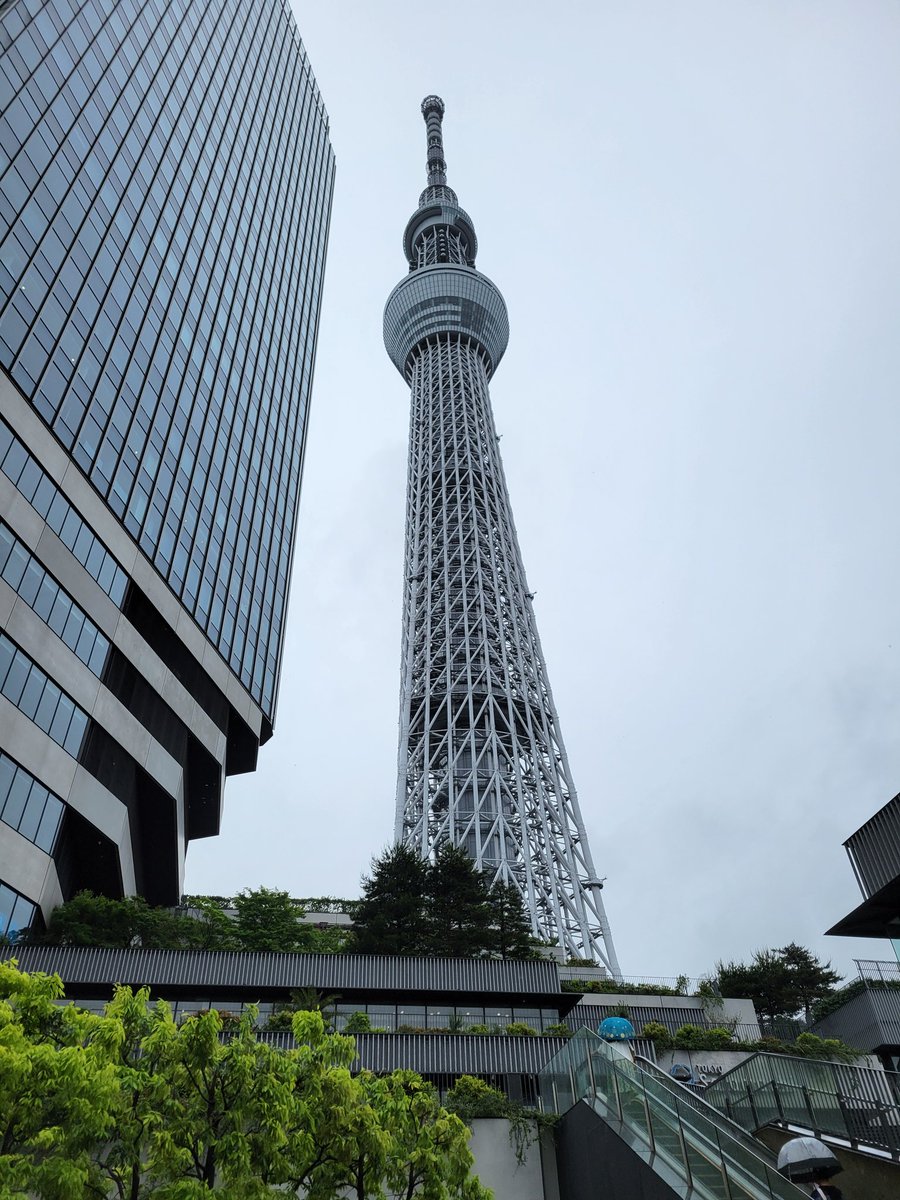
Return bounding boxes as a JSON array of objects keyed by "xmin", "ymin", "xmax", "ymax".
[
  {"xmin": 826, "ymin": 875, "xmax": 900, "ymax": 938},
  {"xmin": 2, "ymin": 947, "xmax": 577, "ymax": 1014}
]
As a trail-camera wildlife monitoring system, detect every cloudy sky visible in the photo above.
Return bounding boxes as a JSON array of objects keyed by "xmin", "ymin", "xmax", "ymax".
[{"xmin": 188, "ymin": 1, "xmax": 900, "ymax": 984}]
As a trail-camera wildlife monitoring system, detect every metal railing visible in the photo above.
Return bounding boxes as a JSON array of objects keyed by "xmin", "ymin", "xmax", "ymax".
[
  {"xmin": 539, "ymin": 1029, "xmax": 807, "ymax": 1200},
  {"xmin": 856, "ymin": 959, "xmax": 900, "ymax": 986},
  {"xmin": 633, "ymin": 1054, "xmax": 784, "ymax": 1167},
  {"xmin": 703, "ymin": 1052, "xmax": 900, "ymax": 1158}
]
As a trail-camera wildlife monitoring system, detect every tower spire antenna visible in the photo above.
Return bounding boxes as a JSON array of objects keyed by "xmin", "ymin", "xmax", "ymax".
[{"xmin": 421, "ymin": 95, "xmax": 447, "ymax": 187}]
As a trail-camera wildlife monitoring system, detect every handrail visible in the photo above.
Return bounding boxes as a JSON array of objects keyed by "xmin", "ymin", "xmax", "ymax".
[
  {"xmin": 704, "ymin": 1050, "xmax": 900, "ymax": 1107},
  {"xmin": 702, "ymin": 1053, "xmax": 900, "ymax": 1158},
  {"xmin": 633, "ymin": 1054, "xmax": 781, "ymax": 1168},
  {"xmin": 539, "ymin": 1029, "xmax": 807, "ymax": 1200}
]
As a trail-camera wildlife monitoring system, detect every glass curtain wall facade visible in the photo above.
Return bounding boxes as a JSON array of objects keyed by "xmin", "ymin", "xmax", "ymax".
[
  {"xmin": 383, "ymin": 99, "xmax": 619, "ymax": 971},
  {"xmin": 0, "ymin": 0, "xmax": 334, "ymax": 929}
]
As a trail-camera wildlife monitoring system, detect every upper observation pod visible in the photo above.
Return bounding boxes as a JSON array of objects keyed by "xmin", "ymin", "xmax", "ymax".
[{"xmin": 384, "ymin": 96, "xmax": 509, "ymax": 379}]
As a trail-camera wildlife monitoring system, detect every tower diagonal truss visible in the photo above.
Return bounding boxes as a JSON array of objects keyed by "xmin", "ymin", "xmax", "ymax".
[{"xmin": 383, "ymin": 98, "xmax": 620, "ymax": 973}]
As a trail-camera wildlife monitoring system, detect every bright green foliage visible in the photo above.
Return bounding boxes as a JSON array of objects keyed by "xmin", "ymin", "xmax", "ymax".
[
  {"xmin": 673, "ymin": 1024, "xmax": 734, "ymax": 1050},
  {"xmin": 0, "ymin": 960, "xmax": 119, "ymax": 1199},
  {"xmin": 231, "ymin": 887, "xmax": 311, "ymax": 952},
  {"xmin": 444, "ymin": 1075, "xmax": 552, "ymax": 1166},
  {"xmin": 308, "ymin": 1070, "xmax": 489, "ymax": 1200},
  {"xmin": 354, "ymin": 844, "xmax": 431, "ymax": 955},
  {"xmin": 444, "ymin": 1075, "xmax": 510, "ymax": 1121},
  {"xmin": 640, "ymin": 1021, "xmax": 674, "ymax": 1050},
  {"xmin": 0, "ymin": 963, "xmax": 491, "ymax": 1198},
  {"xmin": 344, "ymin": 1011, "xmax": 372, "ymax": 1033}
]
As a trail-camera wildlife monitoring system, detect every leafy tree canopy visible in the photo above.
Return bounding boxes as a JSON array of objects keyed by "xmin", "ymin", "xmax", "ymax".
[
  {"xmin": 0, "ymin": 961, "xmax": 488, "ymax": 1199},
  {"xmin": 714, "ymin": 944, "xmax": 842, "ymax": 1024},
  {"xmin": 426, "ymin": 845, "xmax": 495, "ymax": 958},
  {"xmin": 353, "ymin": 844, "xmax": 430, "ymax": 955},
  {"xmin": 354, "ymin": 842, "xmax": 540, "ymax": 958},
  {"xmin": 26, "ymin": 888, "xmax": 355, "ymax": 955}
]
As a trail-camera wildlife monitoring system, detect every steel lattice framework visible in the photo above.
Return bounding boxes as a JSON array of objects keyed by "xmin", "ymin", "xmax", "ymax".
[{"xmin": 383, "ymin": 98, "xmax": 620, "ymax": 973}]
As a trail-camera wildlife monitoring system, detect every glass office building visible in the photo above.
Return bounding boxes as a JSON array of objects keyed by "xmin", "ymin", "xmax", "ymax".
[{"xmin": 0, "ymin": 0, "xmax": 335, "ymax": 931}]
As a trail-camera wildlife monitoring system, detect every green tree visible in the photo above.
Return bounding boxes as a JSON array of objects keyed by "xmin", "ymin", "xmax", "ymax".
[
  {"xmin": 182, "ymin": 895, "xmax": 242, "ymax": 950},
  {"xmin": 425, "ymin": 844, "xmax": 495, "ymax": 957},
  {"xmin": 353, "ymin": 844, "xmax": 430, "ymax": 954},
  {"xmin": 715, "ymin": 945, "xmax": 842, "ymax": 1024},
  {"xmin": 777, "ymin": 942, "xmax": 842, "ymax": 1024},
  {"xmin": 232, "ymin": 886, "xmax": 311, "ymax": 952},
  {"xmin": 488, "ymin": 879, "xmax": 539, "ymax": 959},
  {"xmin": 0, "ymin": 959, "xmax": 120, "ymax": 1199},
  {"xmin": 0, "ymin": 962, "xmax": 490, "ymax": 1199},
  {"xmin": 33, "ymin": 891, "xmax": 201, "ymax": 950},
  {"xmin": 715, "ymin": 951, "xmax": 795, "ymax": 1023}
]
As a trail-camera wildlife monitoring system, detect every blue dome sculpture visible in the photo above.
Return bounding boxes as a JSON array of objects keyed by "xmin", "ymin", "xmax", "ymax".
[{"xmin": 597, "ymin": 1016, "xmax": 635, "ymax": 1042}]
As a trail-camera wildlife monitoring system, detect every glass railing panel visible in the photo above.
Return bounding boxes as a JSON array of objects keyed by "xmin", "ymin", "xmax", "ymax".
[
  {"xmin": 645, "ymin": 1092, "xmax": 692, "ymax": 1195},
  {"xmin": 540, "ymin": 1031, "xmax": 809, "ymax": 1200},
  {"xmin": 614, "ymin": 1061, "xmax": 654, "ymax": 1147}
]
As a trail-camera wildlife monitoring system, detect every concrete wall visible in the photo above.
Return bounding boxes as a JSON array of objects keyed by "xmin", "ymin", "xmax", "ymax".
[{"xmin": 468, "ymin": 1119, "xmax": 548, "ymax": 1200}]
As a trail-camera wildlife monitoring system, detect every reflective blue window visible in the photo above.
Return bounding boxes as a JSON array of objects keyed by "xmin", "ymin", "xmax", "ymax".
[
  {"xmin": 0, "ymin": 0, "xmax": 335, "ymax": 720},
  {"xmin": 0, "ymin": 631, "xmax": 88, "ymax": 758},
  {"xmin": 0, "ymin": 520, "xmax": 111, "ymax": 675},
  {"xmin": 0, "ymin": 750, "xmax": 63, "ymax": 854},
  {"xmin": 0, "ymin": 881, "xmax": 37, "ymax": 939}
]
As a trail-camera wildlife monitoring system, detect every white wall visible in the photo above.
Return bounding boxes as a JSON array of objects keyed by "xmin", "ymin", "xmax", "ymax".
[{"xmin": 469, "ymin": 1119, "xmax": 548, "ymax": 1200}]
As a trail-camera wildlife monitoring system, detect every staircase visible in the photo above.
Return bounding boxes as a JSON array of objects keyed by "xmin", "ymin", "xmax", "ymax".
[
  {"xmin": 701, "ymin": 1052, "xmax": 900, "ymax": 1158},
  {"xmin": 539, "ymin": 1029, "xmax": 807, "ymax": 1200}
]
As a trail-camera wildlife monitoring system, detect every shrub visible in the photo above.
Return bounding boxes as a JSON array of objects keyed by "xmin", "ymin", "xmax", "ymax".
[
  {"xmin": 641, "ymin": 1021, "xmax": 673, "ymax": 1051},
  {"xmin": 561, "ymin": 979, "xmax": 687, "ymax": 997},
  {"xmin": 444, "ymin": 1075, "xmax": 555, "ymax": 1165},
  {"xmin": 793, "ymin": 1032, "xmax": 860, "ymax": 1063},
  {"xmin": 444, "ymin": 1075, "xmax": 510, "ymax": 1120},
  {"xmin": 265, "ymin": 1009, "xmax": 295, "ymax": 1032},
  {"xmin": 504, "ymin": 1022, "xmax": 537, "ymax": 1036},
  {"xmin": 703, "ymin": 1027, "xmax": 736, "ymax": 1049},
  {"xmin": 467, "ymin": 1024, "xmax": 490, "ymax": 1035},
  {"xmin": 344, "ymin": 1011, "xmax": 371, "ymax": 1033},
  {"xmin": 673, "ymin": 1024, "xmax": 734, "ymax": 1051},
  {"xmin": 542, "ymin": 1023, "xmax": 571, "ymax": 1038}
]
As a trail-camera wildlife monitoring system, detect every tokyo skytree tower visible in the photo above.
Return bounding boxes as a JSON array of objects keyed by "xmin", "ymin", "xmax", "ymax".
[{"xmin": 383, "ymin": 98, "xmax": 620, "ymax": 972}]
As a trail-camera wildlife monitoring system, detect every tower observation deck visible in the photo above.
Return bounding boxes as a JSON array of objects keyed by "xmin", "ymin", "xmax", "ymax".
[{"xmin": 383, "ymin": 98, "xmax": 620, "ymax": 972}]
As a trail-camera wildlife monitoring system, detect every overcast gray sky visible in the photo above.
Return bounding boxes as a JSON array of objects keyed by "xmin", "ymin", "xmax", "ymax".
[{"xmin": 187, "ymin": 1, "xmax": 900, "ymax": 984}]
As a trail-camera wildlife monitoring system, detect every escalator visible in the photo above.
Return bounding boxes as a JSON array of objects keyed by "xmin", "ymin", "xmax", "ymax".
[{"xmin": 539, "ymin": 1029, "xmax": 807, "ymax": 1200}]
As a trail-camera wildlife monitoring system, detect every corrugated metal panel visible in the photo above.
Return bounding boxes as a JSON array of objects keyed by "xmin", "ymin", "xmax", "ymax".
[
  {"xmin": 568, "ymin": 1001, "xmax": 706, "ymax": 1033},
  {"xmin": 812, "ymin": 988, "xmax": 900, "ymax": 1054},
  {"xmin": 252, "ymin": 1031, "xmax": 569, "ymax": 1074},
  {"xmin": 2, "ymin": 946, "xmax": 562, "ymax": 996},
  {"xmin": 248, "ymin": 1031, "xmax": 569, "ymax": 1074},
  {"xmin": 353, "ymin": 1034, "xmax": 568, "ymax": 1074},
  {"xmin": 845, "ymin": 792, "xmax": 900, "ymax": 896}
]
